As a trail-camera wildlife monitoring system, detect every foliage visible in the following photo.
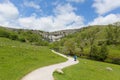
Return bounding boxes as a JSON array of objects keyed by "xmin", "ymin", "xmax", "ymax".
[
  {"xmin": 0, "ymin": 27, "xmax": 49, "ymax": 46},
  {"xmin": 51, "ymin": 24, "xmax": 120, "ymax": 64},
  {"xmin": 64, "ymin": 39, "xmax": 76, "ymax": 55},
  {"xmin": 99, "ymin": 44, "xmax": 108, "ymax": 61},
  {"xmin": 106, "ymin": 24, "xmax": 120, "ymax": 45},
  {"xmin": 89, "ymin": 44, "xmax": 108, "ymax": 61},
  {"xmin": 89, "ymin": 45, "xmax": 99, "ymax": 60}
]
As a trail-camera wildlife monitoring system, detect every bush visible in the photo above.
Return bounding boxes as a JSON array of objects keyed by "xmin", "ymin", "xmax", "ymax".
[
  {"xmin": 98, "ymin": 40, "xmax": 106, "ymax": 46},
  {"xmin": 89, "ymin": 44, "xmax": 108, "ymax": 61},
  {"xmin": 89, "ymin": 45, "xmax": 99, "ymax": 60},
  {"xmin": 9, "ymin": 34, "xmax": 18, "ymax": 40},
  {"xmin": 98, "ymin": 44, "xmax": 108, "ymax": 61},
  {"xmin": 0, "ymin": 30, "xmax": 10, "ymax": 38},
  {"xmin": 112, "ymin": 58, "xmax": 120, "ymax": 65},
  {"xmin": 19, "ymin": 37, "xmax": 26, "ymax": 42}
]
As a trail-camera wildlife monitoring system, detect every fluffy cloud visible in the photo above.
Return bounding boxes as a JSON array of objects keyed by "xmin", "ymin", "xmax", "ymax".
[
  {"xmin": 67, "ymin": 0, "xmax": 85, "ymax": 3},
  {"xmin": 18, "ymin": 3, "xmax": 84, "ymax": 31},
  {"xmin": 53, "ymin": 4, "xmax": 84, "ymax": 31},
  {"xmin": 54, "ymin": 3, "xmax": 76, "ymax": 14},
  {"xmin": 0, "ymin": 2, "xmax": 19, "ymax": 19},
  {"xmin": 0, "ymin": 1, "xmax": 84, "ymax": 32},
  {"xmin": 89, "ymin": 14, "xmax": 120, "ymax": 25},
  {"xmin": 0, "ymin": 1, "xmax": 19, "ymax": 28},
  {"xmin": 93, "ymin": 0, "xmax": 120, "ymax": 15},
  {"xmin": 18, "ymin": 16, "xmax": 54, "ymax": 31},
  {"xmin": 23, "ymin": 1, "xmax": 40, "ymax": 9}
]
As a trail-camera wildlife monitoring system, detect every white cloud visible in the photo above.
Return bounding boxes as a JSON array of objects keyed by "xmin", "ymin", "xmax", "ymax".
[
  {"xmin": 89, "ymin": 14, "xmax": 120, "ymax": 25},
  {"xmin": 0, "ymin": 2, "xmax": 19, "ymax": 19},
  {"xmin": 54, "ymin": 3, "xmax": 76, "ymax": 15},
  {"xmin": 18, "ymin": 3, "xmax": 84, "ymax": 32},
  {"xmin": 93, "ymin": 0, "xmax": 120, "ymax": 15},
  {"xmin": 24, "ymin": 1, "xmax": 40, "ymax": 9},
  {"xmin": 67, "ymin": 0, "xmax": 85, "ymax": 3},
  {"xmin": 0, "ymin": 1, "xmax": 19, "ymax": 28},
  {"xmin": 18, "ymin": 16, "xmax": 54, "ymax": 31},
  {"xmin": 0, "ymin": 1, "xmax": 84, "ymax": 32}
]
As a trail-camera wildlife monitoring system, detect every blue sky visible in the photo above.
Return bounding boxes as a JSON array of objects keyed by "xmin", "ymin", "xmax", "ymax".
[{"xmin": 0, "ymin": 0, "xmax": 120, "ymax": 31}]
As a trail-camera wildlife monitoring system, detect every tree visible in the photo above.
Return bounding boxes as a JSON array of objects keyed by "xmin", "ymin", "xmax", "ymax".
[
  {"xmin": 89, "ymin": 45, "xmax": 99, "ymax": 60},
  {"xmin": 88, "ymin": 27, "xmax": 100, "ymax": 46},
  {"xmin": 89, "ymin": 44, "xmax": 108, "ymax": 61},
  {"xmin": 64, "ymin": 39, "xmax": 76, "ymax": 55},
  {"xmin": 106, "ymin": 24, "xmax": 120, "ymax": 45},
  {"xmin": 9, "ymin": 33, "xmax": 18, "ymax": 40},
  {"xmin": 99, "ymin": 44, "xmax": 108, "ymax": 61}
]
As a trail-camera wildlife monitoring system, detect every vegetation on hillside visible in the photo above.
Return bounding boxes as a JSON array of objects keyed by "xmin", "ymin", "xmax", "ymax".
[
  {"xmin": 50, "ymin": 22, "xmax": 120, "ymax": 64},
  {"xmin": 0, "ymin": 27, "xmax": 49, "ymax": 46}
]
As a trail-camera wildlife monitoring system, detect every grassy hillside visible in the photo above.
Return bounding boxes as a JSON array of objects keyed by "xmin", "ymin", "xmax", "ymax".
[
  {"xmin": 51, "ymin": 24, "xmax": 120, "ymax": 64},
  {"xmin": 0, "ymin": 38, "xmax": 66, "ymax": 80},
  {"xmin": 54, "ymin": 58, "xmax": 120, "ymax": 80}
]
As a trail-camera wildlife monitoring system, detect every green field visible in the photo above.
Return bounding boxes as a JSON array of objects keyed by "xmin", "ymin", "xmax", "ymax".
[
  {"xmin": 54, "ymin": 58, "xmax": 120, "ymax": 80},
  {"xmin": 0, "ymin": 38, "xmax": 66, "ymax": 80}
]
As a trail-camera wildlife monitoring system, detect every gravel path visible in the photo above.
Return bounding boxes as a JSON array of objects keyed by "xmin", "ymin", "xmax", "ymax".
[{"xmin": 21, "ymin": 50, "xmax": 79, "ymax": 80}]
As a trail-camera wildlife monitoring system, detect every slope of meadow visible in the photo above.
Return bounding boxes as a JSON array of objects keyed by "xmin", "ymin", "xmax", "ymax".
[
  {"xmin": 54, "ymin": 58, "xmax": 120, "ymax": 80},
  {"xmin": 0, "ymin": 38, "xmax": 66, "ymax": 80}
]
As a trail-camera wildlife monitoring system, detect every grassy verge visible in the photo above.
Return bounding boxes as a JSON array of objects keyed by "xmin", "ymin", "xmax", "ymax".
[
  {"xmin": 54, "ymin": 58, "xmax": 120, "ymax": 80},
  {"xmin": 0, "ymin": 38, "xmax": 66, "ymax": 80}
]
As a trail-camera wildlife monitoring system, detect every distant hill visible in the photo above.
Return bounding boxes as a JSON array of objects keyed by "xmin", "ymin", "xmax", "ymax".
[
  {"xmin": 0, "ymin": 26, "xmax": 81, "ymax": 42},
  {"xmin": 0, "ymin": 26, "xmax": 48, "ymax": 46}
]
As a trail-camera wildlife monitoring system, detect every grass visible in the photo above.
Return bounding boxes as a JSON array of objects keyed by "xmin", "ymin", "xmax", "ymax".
[
  {"xmin": 0, "ymin": 37, "xmax": 66, "ymax": 80},
  {"xmin": 54, "ymin": 58, "xmax": 120, "ymax": 80},
  {"xmin": 108, "ymin": 45, "xmax": 120, "ymax": 58}
]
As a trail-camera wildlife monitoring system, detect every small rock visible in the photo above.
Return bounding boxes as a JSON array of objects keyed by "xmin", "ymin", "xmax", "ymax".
[
  {"xmin": 12, "ymin": 46, "xmax": 16, "ymax": 48},
  {"xmin": 106, "ymin": 67, "xmax": 113, "ymax": 71},
  {"xmin": 55, "ymin": 68, "xmax": 64, "ymax": 74}
]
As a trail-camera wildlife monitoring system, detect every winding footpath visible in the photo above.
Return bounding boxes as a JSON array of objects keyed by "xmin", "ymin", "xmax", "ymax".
[{"xmin": 21, "ymin": 50, "xmax": 79, "ymax": 80}]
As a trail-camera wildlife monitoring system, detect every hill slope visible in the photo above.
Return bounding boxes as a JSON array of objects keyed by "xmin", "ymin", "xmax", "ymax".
[
  {"xmin": 51, "ymin": 24, "xmax": 120, "ymax": 64},
  {"xmin": 0, "ymin": 26, "xmax": 49, "ymax": 46},
  {"xmin": 54, "ymin": 58, "xmax": 120, "ymax": 80},
  {"xmin": 0, "ymin": 38, "xmax": 66, "ymax": 80}
]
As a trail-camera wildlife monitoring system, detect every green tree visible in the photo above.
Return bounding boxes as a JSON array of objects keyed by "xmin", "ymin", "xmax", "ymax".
[
  {"xmin": 106, "ymin": 24, "xmax": 120, "ymax": 45},
  {"xmin": 89, "ymin": 45, "xmax": 99, "ymax": 60},
  {"xmin": 99, "ymin": 44, "xmax": 108, "ymax": 61},
  {"xmin": 90, "ymin": 44, "xmax": 108, "ymax": 61},
  {"xmin": 64, "ymin": 39, "xmax": 76, "ymax": 55}
]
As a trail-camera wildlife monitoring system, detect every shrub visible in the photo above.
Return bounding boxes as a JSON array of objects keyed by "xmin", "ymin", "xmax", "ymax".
[
  {"xmin": 89, "ymin": 44, "xmax": 108, "ymax": 61},
  {"xmin": 89, "ymin": 45, "xmax": 99, "ymax": 60},
  {"xmin": 0, "ymin": 30, "xmax": 10, "ymax": 38},
  {"xmin": 98, "ymin": 44, "xmax": 108, "ymax": 61},
  {"xmin": 112, "ymin": 58, "xmax": 120, "ymax": 65},
  {"xmin": 9, "ymin": 34, "xmax": 18, "ymax": 40}
]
